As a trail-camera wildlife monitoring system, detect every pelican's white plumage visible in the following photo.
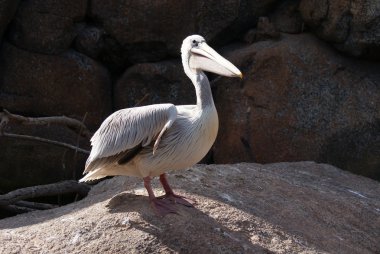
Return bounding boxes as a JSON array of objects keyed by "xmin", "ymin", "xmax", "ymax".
[
  {"xmin": 88, "ymin": 104, "xmax": 177, "ymax": 160},
  {"xmin": 80, "ymin": 35, "xmax": 242, "ymax": 216}
]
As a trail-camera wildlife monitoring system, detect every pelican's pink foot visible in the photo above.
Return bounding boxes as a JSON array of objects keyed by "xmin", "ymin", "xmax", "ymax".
[
  {"xmin": 159, "ymin": 173, "xmax": 196, "ymax": 207},
  {"xmin": 144, "ymin": 174, "xmax": 196, "ymax": 217},
  {"xmin": 144, "ymin": 176, "xmax": 179, "ymax": 217},
  {"xmin": 149, "ymin": 197, "xmax": 178, "ymax": 217},
  {"xmin": 162, "ymin": 193, "xmax": 195, "ymax": 207}
]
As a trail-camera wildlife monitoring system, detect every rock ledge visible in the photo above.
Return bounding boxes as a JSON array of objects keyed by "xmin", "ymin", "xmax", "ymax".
[{"xmin": 0, "ymin": 162, "xmax": 379, "ymax": 253}]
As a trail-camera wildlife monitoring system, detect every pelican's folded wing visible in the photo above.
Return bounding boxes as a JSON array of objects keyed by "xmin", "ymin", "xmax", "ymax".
[{"xmin": 83, "ymin": 103, "xmax": 177, "ymax": 175}]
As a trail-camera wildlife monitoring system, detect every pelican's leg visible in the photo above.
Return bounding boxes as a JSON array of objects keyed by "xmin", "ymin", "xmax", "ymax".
[
  {"xmin": 159, "ymin": 173, "xmax": 195, "ymax": 207},
  {"xmin": 143, "ymin": 176, "xmax": 177, "ymax": 216}
]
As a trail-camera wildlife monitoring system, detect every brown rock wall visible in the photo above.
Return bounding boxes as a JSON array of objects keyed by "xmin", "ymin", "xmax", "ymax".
[
  {"xmin": 8, "ymin": 0, "xmax": 87, "ymax": 54},
  {"xmin": 0, "ymin": 42, "xmax": 112, "ymax": 129},
  {"xmin": 0, "ymin": 0, "xmax": 378, "ymax": 190},
  {"xmin": 300, "ymin": 0, "xmax": 380, "ymax": 59},
  {"xmin": 213, "ymin": 34, "xmax": 380, "ymax": 179}
]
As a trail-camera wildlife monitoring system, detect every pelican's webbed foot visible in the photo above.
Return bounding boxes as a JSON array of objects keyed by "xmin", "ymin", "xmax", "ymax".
[
  {"xmin": 144, "ymin": 176, "xmax": 179, "ymax": 217},
  {"xmin": 159, "ymin": 173, "xmax": 196, "ymax": 207},
  {"xmin": 159, "ymin": 193, "xmax": 195, "ymax": 207},
  {"xmin": 149, "ymin": 198, "xmax": 178, "ymax": 217}
]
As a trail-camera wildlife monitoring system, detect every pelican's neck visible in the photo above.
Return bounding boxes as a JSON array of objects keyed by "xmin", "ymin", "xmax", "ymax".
[
  {"xmin": 182, "ymin": 53, "xmax": 214, "ymax": 110},
  {"xmin": 192, "ymin": 72, "xmax": 214, "ymax": 109}
]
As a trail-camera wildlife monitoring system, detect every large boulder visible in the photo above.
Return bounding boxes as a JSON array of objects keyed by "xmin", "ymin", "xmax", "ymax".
[
  {"xmin": 213, "ymin": 33, "xmax": 380, "ymax": 179},
  {"xmin": 0, "ymin": 125, "xmax": 89, "ymax": 192},
  {"xmin": 89, "ymin": 0, "xmax": 279, "ymax": 71},
  {"xmin": 8, "ymin": 0, "xmax": 87, "ymax": 54},
  {"xmin": 0, "ymin": 43, "xmax": 110, "ymax": 192},
  {"xmin": 74, "ymin": 25, "xmax": 105, "ymax": 60},
  {"xmin": 0, "ymin": 162, "xmax": 379, "ymax": 253},
  {"xmin": 114, "ymin": 60, "xmax": 195, "ymax": 110},
  {"xmin": 299, "ymin": 0, "xmax": 380, "ymax": 59},
  {"xmin": 270, "ymin": 0, "xmax": 304, "ymax": 34},
  {"xmin": 0, "ymin": 0, "xmax": 20, "ymax": 42},
  {"xmin": 0, "ymin": 43, "xmax": 112, "ymax": 129}
]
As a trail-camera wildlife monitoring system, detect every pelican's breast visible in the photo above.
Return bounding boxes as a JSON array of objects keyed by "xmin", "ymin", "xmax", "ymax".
[
  {"xmin": 166, "ymin": 105, "xmax": 218, "ymax": 168},
  {"xmin": 137, "ymin": 105, "xmax": 218, "ymax": 176}
]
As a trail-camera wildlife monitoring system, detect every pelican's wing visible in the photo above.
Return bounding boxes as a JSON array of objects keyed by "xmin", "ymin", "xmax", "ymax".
[{"xmin": 83, "ymin": 103, "xmax": 177, "ymax": 174}]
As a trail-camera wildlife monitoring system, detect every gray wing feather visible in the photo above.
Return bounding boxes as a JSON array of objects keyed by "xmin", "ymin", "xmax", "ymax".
[{"xmin": 84, "ymin": 103, "xmax": 177, "ymax": 173}]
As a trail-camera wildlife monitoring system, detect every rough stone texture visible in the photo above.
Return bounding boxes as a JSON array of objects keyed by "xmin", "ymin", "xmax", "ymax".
[
  {"xmin": 114, "ymin": 60, "xmax": 195, "ymax": 110},
  {"xmin": 1, "ymin": 162, "xmax": 379, "ymax": 253},
  {"xmin": 0, "ymin": 125, "xmax": 89, "ymax": 192},
  {"xmin": 8, "ymin": 0, "xmax": 87, "ymax": 54},
  {"xmin": 270, "ymin": 0, "xmax": 304, "ymax": 34},
  {"xmin": 74, "ymin": 25, "xmax": 105, "ymax": 60},
  {"xmin": 0, "ymin": 40, "xmax": 110, "ymax": 193},
  {"xmin": 243, "ymin": 17, "xmax": 281, "ymax": 44},
  {"xmin": 0, "ymin": 42, "xmax": 112, "ymax": 129},
  {"xmin": 213, "ymin": 33, "xmax": 380, "ymax": 179},
  {"xmin": 299, "ymin": 0, "xmax": 380, "ymax": 59},
  {"xmin": 0, "ymin": 0, "xmax": 20, "ymax": 42},
  {"xmin": 89, "ymin": 0, "xmax": 279, "ymax": 71}
]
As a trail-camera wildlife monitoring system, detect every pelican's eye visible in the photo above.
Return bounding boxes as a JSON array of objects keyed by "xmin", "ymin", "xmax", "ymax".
[{"xmin": 192, "ymin": 40, "xmax": 199, "ymax": 47}]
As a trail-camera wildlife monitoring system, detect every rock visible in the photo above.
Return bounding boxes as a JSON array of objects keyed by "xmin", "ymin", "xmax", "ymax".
[
  {"xmin": 257, "ymin": 17, "xmax": 281, "ymax": 42},
  {"xmin": 243, "ymin": 17, "xmax": 281, "ymax": 44},
  {"xmin": 270, "ymin": 0, "xmax": 304, "ymax": 34},
  {"xmin": 319, "ymin": 120, "xmax": 380, "ymax": 180},
  {"xmin": 0, "ymin": 42, "xmax": 112, "ymax": 129},
  {"xmin": 0, "ymin": 162, "xmax": 379, "ymax": 253},
  {"xmin": 213, "ymin": 33, "xmax": 380, "ymax": 179},
  {"xmin": 0, "ymin": 125, "xmax": 89, "ymax": 192},
  {"xmin": 0, "ymin": 0, "xmax": 109, "ymax": 192},
  {"xmin": 8, "ymin": 0, "xmax": 87, "ymax": 54},
  {"xmin": 74, "ymin": 25, "xmax": 105, "ymax": 60},
  {"xmin": 114, "ymin": 60, "xmax": 195, "ymax": 110},
  {"xmin": 243, "ymin": 29, "xmax": 258, "ymax": 44},
  {"xmin": 299, "ymin": 0, "xmax": 380, "ymax": 59},
  {"xmin": 89, "ymin": 0, "xmax": 279, "ymax": 70},
  {"xmin": 0, "ymin": 0, "xmax": 20, "ymax": 42}
]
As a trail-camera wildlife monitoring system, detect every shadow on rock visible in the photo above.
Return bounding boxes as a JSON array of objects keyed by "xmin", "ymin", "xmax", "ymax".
[{"xmin": 106, "ymin": 192, "xmax": 271, "ymax": 254}]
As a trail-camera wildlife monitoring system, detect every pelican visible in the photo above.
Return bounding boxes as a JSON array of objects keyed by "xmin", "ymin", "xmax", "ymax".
[{"xmin": 80, "ymin": 35, "xmax": 242, "ymax": 216}]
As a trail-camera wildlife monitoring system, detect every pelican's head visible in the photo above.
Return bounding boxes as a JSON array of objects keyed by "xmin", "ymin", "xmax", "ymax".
[{"xmin": 181, "ymin": 35, "xmax": 242, "ymax": 79}]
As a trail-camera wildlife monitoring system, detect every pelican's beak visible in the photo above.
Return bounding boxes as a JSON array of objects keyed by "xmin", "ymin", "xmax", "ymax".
[{"xmin": 189, "ymin": 42, "xmax": 243, "ymax": 78}]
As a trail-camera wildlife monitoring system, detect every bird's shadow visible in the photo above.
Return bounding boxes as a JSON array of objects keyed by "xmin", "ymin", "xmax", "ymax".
[
  {"xmin": 106, "ymin": 192, "xmax": 272, "ymax": 254},
  {"xmin": 106, "ymin": 192, "xmax": 147, "ymax": 210}
]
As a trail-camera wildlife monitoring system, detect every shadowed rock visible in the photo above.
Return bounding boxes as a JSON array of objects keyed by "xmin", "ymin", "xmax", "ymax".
[
  {"xmin": 270, "ymin": 0, "xmax": 304, "ymax": 34},
  {"xmin": 114, "ymin": 60, "xmax": 195, "ymax": 110},
  {"xmin": 0, "ymin": 42, "xmax": 112, "ymax": 129},
  {"xmin": 0, "ymin": 124, "xmax": 89, "ymax": 192},
  {"xmin": 8, "ymin": 0, "xmax": 87, "ymax": 54},
  {"xmin": 88, "ymin": 0, "xmax": 279, "ymax": 70},
  {"xmin": 0, "ymin": 0, "xmax": 20, "ymax": 42},
  {"xmin": 299, "ymin": 0, "xmax": 380, "ymax": 59}
]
